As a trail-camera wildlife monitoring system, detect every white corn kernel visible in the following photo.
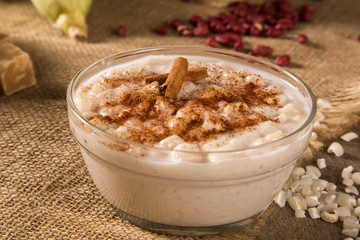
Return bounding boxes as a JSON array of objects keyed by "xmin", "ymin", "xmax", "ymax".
[
  {"xmin": 354, "ymin": 206, "xmax": 360, "ymax": 217},
  {"xmin": 326, "ymin": 182, "xmax": 337, "ymax": 193},
  {"xmin": 344, "ymin": 166, "xmax": 355, "ymax": 173},
  {"xmin": 343, "ymin": 166, "xmax": 355, "ymax": 179},
  {"xmin": 337, "ymin": 193, "xmax": 356, "ymax": 207},
  {"xmin": 317, "ymin": 98, "xmax": 332, "ymax": 108},
  {"xmin": 345, "ymin": 186, "xmax": 359, "ymax": 195},
  {"xmin": 334, "ymin": 207, "xmax": 351, "ymax": 217},
  {"xmin": 311, "ymin": 188, "xmax": 322, "ymax": 199},
  {"xmin": 295, "ymin": 209, "xmax": 306, "ymax": 218},
  {"xmin": 286, "ymin": 189, "xmax": 293, "ymax": 199},
  {"xmin": 299, "ymin": 176, "xmax": 313, "ymax": 186},
  {"xmin": 288, "ymin": 195, "xmax": 307, "ymax": 211},
  {"xmin": 274, "ymin": 190, "xmax": 287, "ymax": 208},
  {"xmin": 324, "ymin": 194, "xmax": 337, "ymax": 204},
  {"xmin": 306, "ymin": 195, "xmax": 320, "ymax": 207},
  {"xmin": 317, "ymin": 158, "xmax": 327, "ymax": 169},
  {"xmin": 342, "ymin": 228, "xmax": 359, "ymax": 238},
  {"xmin": 290, "ymin": 180, "xmax": 300, "ymax": 192},
  {"xmin": 357, "ymin": 199, "xmax": 360, "ymax": 207},
  {"xmin": 301, "ymin": 185, "xmax": 313, "ymax": 196},
  {"xmin": 318, "ymin": 203, "xmax": 338, "ymax": 212},
  {"xmin": 308, "ymin": 207, "xmax": 321, "ymax": 219},
  {"xmin": 343, "ymin": 179, "xmax": 355, "ymax": 187},
  {"xmin": 306, "ymin": 165, "xmax": 322, "ymax": 178},
  {"xmin": 327, "ymin": 142, "xmax": 344, "ymax": 157},
  {"xmin": 292, "ymin": 167, "xmax": 305, "ymax": 177},
  {"xmin": 351, "ymin": 172, "xmax": 360, "ymax": 185},
  {"xmin": 341, "ymin": 132, "xmax": 358, "ymax": 142},
  {"xmin": 343, "ymin": 217, "xmax": 360, "ymax": 229},
  {"xmin": 311, "ymin": 132, "xmax": 318, "ymax": 140},
  {"xmin": 321, "ymin": 211, "xmax": 338, "ymax": 223},
  {"xmin": 313, "ymin": 179, "xmax": 329, "ymax": 190},
  {"xmin": 319, "ymin": 192, "xmax": 330, "ymax": 205}
]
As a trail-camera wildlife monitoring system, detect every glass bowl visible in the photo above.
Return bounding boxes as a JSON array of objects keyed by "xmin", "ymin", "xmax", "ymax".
[{"xmin": 66, "ymin": 46, "xmax": 316, "ymax": 236}]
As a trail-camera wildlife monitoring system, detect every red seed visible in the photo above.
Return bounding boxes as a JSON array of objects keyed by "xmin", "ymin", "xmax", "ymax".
[
  {"xmin": 357, "ymin": 35, "xmax": 360, "ymax": 42},
  {"xmin": 246, "ymin": 13, "xmax": 265, "ymax": 23},
  {"xmin": 248, "ymin": 51, "xmax": 258, "ymax": 56},
  {"xmin": 177, "ymin": 25, "xmax": 193, "ymax": 36},
  {"xmin": 297, "ymin": 34, "xmax": 308, "ymax": 43},
  {"xmin": 252, "ymin": 44, "xmax": 273, "ymax": 56},
  {"xmin": 171, "ymin": 19, "xmax": 185, "ymax": 29},
  {"xmin": 206, "ymin": 37, "xmax": 217, "ymax": 47},
  {"xmin": 249, "ymin": 23, "xmax": 263, "ymax": 36},
  {"xmin": 233, "ymin": 1, "xmax": 251, "ymax": 9},
  {"xmin": 261, "ymin": 2, "xmax": 276, "ymax": 15},
  {"xmin": 232, "ymin": 24, "xmax": 247, "ymax": 35},
  {"xmin": 264, "ymin": 14, "xmax": 277, "ymax": 25},
  {"xmin": 226, "ymin": 21, "xmax": 237, "ymax": 31},
  {"xmin": 228, "ymin": 32, "xmax": 242, "ymax": 43},
  {"xmin": 300, "ymin": 4, "xmax": 315, "ymax": 21},
  {"xmin": 275, "ymin": 18, "xmax": 294, "ymax": 30},
  {"xmin": 249, "ymin": 4, "xmax": 262, "ymax": 14},
  {"xmin": 212, "ymin": 22, "xmax": 226, "ymax": 33},
  {"xmin": 156, "ymin": 24, "xmax": 168, "ymax": 35},
  {"xmin": 275, "ymin": 0, "xmax": 292, "ymax": 12},
  {"xmin": 193, "ymin": 24, "xmax": 210, "ymax": 37},
  {"xmin": 189, "ymin": 15, "xmax": 203, "ymax": 26},
  {"xmin": 117, "ymin": 26, "xmax": 127, "ymax": 36},
  {"xmin": 275, "ymin": 55, "xmax": 291, "ymax": 66},
  {"xmin": 215, "ymin": 34, "xmax": 231, "ymax": 46},
  {"xmin": 266, "ymin": 27, "xmax": 283, "ymax": 38},
  {"xmin": 234, "ymin": 41, "xmax": 244, "ymax": 51},
  {"xmin": 217, "ymin": 12, "xmax": 228, "ymax": 20}
]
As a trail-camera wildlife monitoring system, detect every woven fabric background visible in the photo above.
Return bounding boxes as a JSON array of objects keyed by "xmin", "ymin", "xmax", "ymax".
[{"xmin": 1, "ymin": 0, "xmax": 359, "ymax": 239}]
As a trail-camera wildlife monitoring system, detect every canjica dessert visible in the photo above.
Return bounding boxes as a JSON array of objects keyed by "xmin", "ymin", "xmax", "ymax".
[{"xmin": 67, "ymin": 46, "xmax": 316, "ymax": 235}]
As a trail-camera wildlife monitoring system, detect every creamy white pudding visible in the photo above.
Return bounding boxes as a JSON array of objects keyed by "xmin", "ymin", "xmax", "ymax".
[{"xmin": 67, "ymin": 48, "xmax": 315, "ymax": 234}]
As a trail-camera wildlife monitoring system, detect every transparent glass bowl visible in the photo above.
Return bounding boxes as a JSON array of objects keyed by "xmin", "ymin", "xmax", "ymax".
[{"xmin": 66, "ymin": 46, "xmax": 316, "ymax": 235}]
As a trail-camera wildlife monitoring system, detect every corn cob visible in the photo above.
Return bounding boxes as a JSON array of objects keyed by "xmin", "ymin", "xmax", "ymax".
[{"xmin": 31, "ymin": 0, "xmax": 92, "ymax": 39}]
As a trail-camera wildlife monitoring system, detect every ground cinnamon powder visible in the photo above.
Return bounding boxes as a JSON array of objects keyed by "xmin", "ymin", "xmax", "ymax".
[{"xmin": 91, "ymin": 68, "xmax": 281, "ymax": 145}]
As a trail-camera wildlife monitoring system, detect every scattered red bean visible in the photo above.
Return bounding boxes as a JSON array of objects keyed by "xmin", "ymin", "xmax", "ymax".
[
  {"xmin": 252, "ymin": 44, "xmax": 273, "ymax": 56},
  {"xmin": 357, "ymin": 35, "xmax": 360, "ymax": 42},
  {"xmin": 171, "ymin": 19, "xmax": 185, "ymax": 29},
  {"xmin": 297, "ymin": 34, "xmax": 308, "ymax": 43},
  {"xmin": 275, "ymin": 18, "xmax": 294, "ymax": 30},
  {"xmin": 275, "ymin": 55, "xmax": 291, "ymax": 66},
  {"xmin": 117, "ymin": 26, "xmax": 127, "ymax": 36},
  {"xmin": 234, "ymin": 41, "xmax": 244, "ymax": 51},
  {"xmin": 215, "ymin": 34, "xmax": 231, "ymax": 46},
  {"xmin": 206, "ymin": 37, "xmax": 217, "ymax": 47},
  {"xmin": 189, "ymin": 15, "xmax": 203, "ymax": 26},
  {"xmin": 300, "ymin": 4, "xmax": 315, "ymax": 21},
  {"xmin": 156, "ymin": 24, "xmax": 168, "ymax": 35},
  {"xmin": 266, "ymin": 27, "xmax": 283, "ymax": 38},
  {"xmin": 156, "ymin": 0, "xmax": 320, "ymax": 61},
  {"xmin": 177, "ymin": 25, "xmax": 193, "ymax": 36},
  {"xmin": 248, "ymin": 51, "xmax": 258, "ymax": 56},
  {"xmin": 193, "ymin": 24, "xmax": 210, "ymax": 37},
  {"xmin": 228, "ymin": 32, "xmax": 242, "ymax": 43},
  {"xmin": 249, "ymin": 23, "xmax": 263, "ymax": 36}
]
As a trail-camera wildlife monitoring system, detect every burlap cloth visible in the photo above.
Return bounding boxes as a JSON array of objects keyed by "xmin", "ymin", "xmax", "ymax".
[{"xmin": 1, "ymin": 0, "xmax": 360, "ymax": 239}]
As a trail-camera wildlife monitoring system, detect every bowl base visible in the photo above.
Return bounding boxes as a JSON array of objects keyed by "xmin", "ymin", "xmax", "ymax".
[{"xmin": 112, "ymin": 205, "xmax": 267, "ymax": 236}]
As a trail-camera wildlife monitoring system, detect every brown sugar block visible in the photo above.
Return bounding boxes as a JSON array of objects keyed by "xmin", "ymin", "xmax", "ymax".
[
  {"xmin": 0, "ymin": 33, "xmax": 12, "ymax": 45},
  {"xmin": 0, "ymin": 43, "xmax": 36, "ymax": 95}
]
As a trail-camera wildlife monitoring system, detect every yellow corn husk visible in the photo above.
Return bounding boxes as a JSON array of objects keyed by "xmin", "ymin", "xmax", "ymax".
[{"xmin": 30, "ymin": 0, "xmax": 92, "ymax": 39}]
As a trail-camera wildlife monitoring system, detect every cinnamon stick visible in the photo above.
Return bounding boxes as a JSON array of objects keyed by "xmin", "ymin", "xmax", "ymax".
[
  {"xmin": 162, "ymin": 57, "xmax": 188, "ymax": 99},
  {"xmin": 145, "ymin": 67, "xmax": 208, "ymax": 84}
]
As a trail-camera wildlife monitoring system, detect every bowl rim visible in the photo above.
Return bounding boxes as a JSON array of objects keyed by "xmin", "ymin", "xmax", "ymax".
[{"xmin": 66, "ymin": 45, "xmax": 317, "ymax": 155}]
